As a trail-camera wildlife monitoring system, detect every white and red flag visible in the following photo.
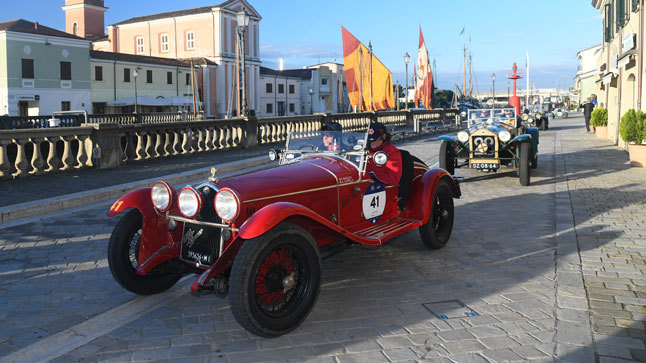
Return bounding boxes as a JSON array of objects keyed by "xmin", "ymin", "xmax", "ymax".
[{"xmin": 415, "ymin": 26, "xmax": 434, "ymax": 109}]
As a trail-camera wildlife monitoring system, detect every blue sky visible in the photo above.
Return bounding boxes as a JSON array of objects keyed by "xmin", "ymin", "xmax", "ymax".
[{"xmin": 3, "ymin": 0, "xmax": 602, "ymax": 91}]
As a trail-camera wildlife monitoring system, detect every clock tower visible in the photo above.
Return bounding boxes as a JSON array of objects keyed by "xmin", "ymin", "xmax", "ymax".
[{"xmin": 62, "ymin": 0, "xmax": 107, "ymax": 40}]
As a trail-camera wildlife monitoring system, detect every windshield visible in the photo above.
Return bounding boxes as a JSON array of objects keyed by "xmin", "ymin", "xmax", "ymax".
[
  {"xmin": 467, "ymin": 108, "xmax": 517, "ymax": 128},
  {"xmin": 283, "ymin": 130, "xmax": 368, "ymax": 167}
]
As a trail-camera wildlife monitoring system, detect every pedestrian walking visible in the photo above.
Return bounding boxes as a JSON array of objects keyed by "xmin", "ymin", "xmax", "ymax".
[{"xmin": 581, "ymin": 98, "xmax": 595, "ymax": 133}]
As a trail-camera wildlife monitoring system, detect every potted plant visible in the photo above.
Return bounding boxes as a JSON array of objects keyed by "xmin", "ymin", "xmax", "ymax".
[
  {"xmin": 590, "ymin": 107, "xmax": 608, "ymax": 138},
  {"xmin": 619, "ymin": 109, "xmax": 646, "ymax": 167}
]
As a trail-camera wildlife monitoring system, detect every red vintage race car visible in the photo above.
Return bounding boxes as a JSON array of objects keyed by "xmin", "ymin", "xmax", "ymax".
[{"xmin": 107, "ymin": 126, "xmax": 461, "ymax": 337}]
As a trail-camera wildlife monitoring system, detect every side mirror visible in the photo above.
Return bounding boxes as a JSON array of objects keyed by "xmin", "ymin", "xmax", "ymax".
[{"xmin": 373, "ymin": 151, "xmax": 388, "ymax": 167}]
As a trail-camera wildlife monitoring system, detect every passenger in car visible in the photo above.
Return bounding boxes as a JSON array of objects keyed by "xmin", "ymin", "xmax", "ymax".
[{"xmin": 365, "ymin": 122, "xmax": 402, "ymax": 186}]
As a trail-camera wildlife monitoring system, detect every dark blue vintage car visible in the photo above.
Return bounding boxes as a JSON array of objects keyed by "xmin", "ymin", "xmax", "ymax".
[{"xmin": 438, "ymin": 108, "xmax": 539, "ymax": 186}]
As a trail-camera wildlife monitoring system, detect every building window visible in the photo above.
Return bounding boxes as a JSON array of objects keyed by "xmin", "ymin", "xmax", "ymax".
[
  {"xmin": 21, "ymin": 59, "xmax": 34, "ymax": 79},
  {"xmin": 92, "ymin": 102, "xmax": 106, "ymax": 114},
  {"xmin": 321, "ymin": 77, "xmax": 328, "ymax": 86},
  {"xmin": 633, "ymin": 0, "xmax": 639, "ymax": 12},
  {"xmin": 266, "ymin": 103, "xmax": 273, "ymax": 114},
  {"xmin": 278, "ymin": 84, "xmax": 284, "ymax": 94},
  {"xmin": 289, "ymin": 84, "xmax": 295, "ymax": 94},
  {"xmin": 146, "ymin": 70, "xmax": 153, "ymax": 83},
  {"xmin": 60, "ymin": 61, "xmax": 71, "ymax": 80},
  {"xmin": 167, "ymin": 71, "xmax": 173, "ymax": 85},
  {"xmin": 186, "ymin": 73, "xmax": 191, "ymax": 85},
  {"xmin": 616, "ymin": 0, "xmax": 625, "ymax": 30},
  {"xmin": 136, "ymin": 36, "xmax": 145, "ymax": 54},
  {"xmin": 124, "ymin": 68, "xmax": 131, "ymax": 83},
  {"xmin": 289, "ymin": 103, "xmax": 295, "ymax": 113},
  {"xmin": 95, "ymin": 66, "xmax": 103, "ymax": 81},
  {"xmin": 266, "ymin": 83, "xmax": 272, "ymax": 93},
  {"xmin": 61, "ymin": 101, "xmax": 71, "ymax": 111},
  {"xmin": 186, "ymin": 31, "xmax": 195, "ymax": 50},
  {"xmin": 72, "ymin": 23, "xmax": 78, "ymax": 36},
  {"xmin": 160, "ymin": 34, "xmax": 169, "ymax": 52},
  {"xmin": 604, "ymin": 3, "xmax": 612, "ymax": 42}
]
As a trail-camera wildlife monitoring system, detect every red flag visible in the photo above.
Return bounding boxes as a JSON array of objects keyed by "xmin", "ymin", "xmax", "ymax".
[{"xmin": 415, "ymin": 26, "xmax": 434, "ymax": 109}]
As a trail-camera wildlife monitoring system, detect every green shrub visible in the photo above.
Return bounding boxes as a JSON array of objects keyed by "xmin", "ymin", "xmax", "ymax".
[
  {"xmin": 619, "ymin": 109, "xmax": 646, "ymax": 144},
  {"xmin": 590, "ymin": 107, "xmax": 608, "ymax": 127}
]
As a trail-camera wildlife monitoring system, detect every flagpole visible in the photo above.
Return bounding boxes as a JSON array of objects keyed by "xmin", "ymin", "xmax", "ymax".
[
  {"xmin": 369, "ymin": 41, "xmax": 373, "ymax": 112},
  {"xmin": 526, "ymin": 51, "xmax": 530, "ymax": 107},
  {"xmin": 358, "ymin": 46, "xmax": 363, "ymax": 112}
]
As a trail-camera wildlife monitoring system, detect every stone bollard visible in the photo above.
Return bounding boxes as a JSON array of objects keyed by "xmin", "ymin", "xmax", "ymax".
[
  {"xmin": 87, "ymin": 123, "xmax": 123, "ymax": 169},
  {"xmin": 243, "ymin": 116, "xmax": 258, "ymax": 148}
]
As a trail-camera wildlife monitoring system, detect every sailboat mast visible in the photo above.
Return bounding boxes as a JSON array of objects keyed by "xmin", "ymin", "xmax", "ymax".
[
  {"xmin": 468, "ymin": 52, "xmax": 473, "ymax": 97},
  {"xmin": 462, "ymin": 44, "xmax": 466, "ymax": 99}
]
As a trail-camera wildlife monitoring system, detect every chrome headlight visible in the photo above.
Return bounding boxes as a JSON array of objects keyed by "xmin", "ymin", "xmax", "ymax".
[
  {"xmin": 537, "ymin": 112, "xmax": 543, "ymax": 118},
  {"xmin": 178, "ymin": 186, "xmax": 202, "ymax": 218},
  {"xmin": 457, "ymin": 131, "xmax": 469, "ymax": 143},
  {"xmin": 215, "ymin": 188, "xmax": 240, "ymax": 222},
  {"xmin": 528, "ymin": 117, "xmax": 534, "ymax": 123},
  {"xmin": 373, "ymin": 151, "xmax": 388, "ymax": 167},
  {"xmin": 151, "ymin": 181, "xmax": 173, "ymax": 211},
  {"xmin": 498, "ymin": 130, "xmax": 511, "ymax": 143},
  {"xmin": 460, "ymin": 111, "xmax": 467, "ymax": 117},
  {"xmin": 521, "ymin": 113, "xmax": 529, "ymax": 121}
]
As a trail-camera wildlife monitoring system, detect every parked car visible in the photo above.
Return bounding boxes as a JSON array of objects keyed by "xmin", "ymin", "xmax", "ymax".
[
  {"xmin": 553, "ymin": 107, "xmax": 568, "ymax": 118},
  {"xmin": 520, "ymin": 106, "xmax": 549, "ymax": 130},
  {"xmin": 107, "ymin": 126, "xmax": 461, "ymax": 337},
  {"xmin": 439, "ymin": 108, "xmax": 539, "ymax": 186}
]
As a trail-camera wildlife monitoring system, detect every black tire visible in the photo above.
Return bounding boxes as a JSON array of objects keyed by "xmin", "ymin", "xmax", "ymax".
[
  {"xmin": 108, "ymin": 209, "xmax": 182, "ymax": 295},
  {"xmin": 419, "ymin": 179, "xmax": 454, "ymax": 249},
  {"xmin": 439, "ymin": 141, "xmax": 455, "ymax": 175},
  {"xmin": 229, "ymin": 222, "xmax": 321, "ymax": 337},
  {"xmin": 540, "ymin": 119, "xmax": 547, "ymax": 131},
  {"xmin": 519, "ymin": 142, "xmax": 531, "ymax": 186}
]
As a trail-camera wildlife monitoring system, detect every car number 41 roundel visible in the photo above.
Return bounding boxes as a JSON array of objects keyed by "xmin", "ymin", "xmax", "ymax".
[{"xmin": 362, "ymin": 182, "xmax": 386, "ymax": 223}]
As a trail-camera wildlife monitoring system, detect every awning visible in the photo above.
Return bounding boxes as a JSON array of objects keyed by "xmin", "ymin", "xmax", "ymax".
[
  {"xmin": 107, "ymin": 96, "xmax": 202, "ymax": 107},
  {"xmin": 618, "ymin": 49, "xmax": 637, "ymax": 68}
]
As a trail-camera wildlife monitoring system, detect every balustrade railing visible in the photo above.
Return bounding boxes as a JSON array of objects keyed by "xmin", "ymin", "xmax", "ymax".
[{"xmin": 0, "ymin": 109, "xmax": 458, "ymax": 180}]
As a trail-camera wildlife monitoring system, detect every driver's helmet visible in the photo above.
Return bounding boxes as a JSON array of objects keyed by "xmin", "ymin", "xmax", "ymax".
[{"xmin": 367, "ymin": 121, "xmax": 387, "ymax": 142}]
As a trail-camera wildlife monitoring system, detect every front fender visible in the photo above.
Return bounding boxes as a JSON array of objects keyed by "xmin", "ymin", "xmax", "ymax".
[
  {"xmin": 438, "ymin": 135, "xmax": 467, "ymax": 149},
  {"xmin": 500, "ymin": 134, "xmax": 532, "ymax": 153},
  {"xmin": 238, "ymin": 202, "xmax": 341, "ymax": 240},
  {"xmin": 107, "ymin": 188, "xmax": 180, "ymax": 266},
  {"xmin": 526, "ymin": 127, "xmax": 539, "ymax": 153}
]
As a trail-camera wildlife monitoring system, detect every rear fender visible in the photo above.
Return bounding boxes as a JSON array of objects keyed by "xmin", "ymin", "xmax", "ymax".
[
  {"xmin": 410, "ymin": 168, "xmax": 458, "ymax": 224},
  {"xmin": 107, "ymin": 188, "xmax": 180, "ymax": 265}
]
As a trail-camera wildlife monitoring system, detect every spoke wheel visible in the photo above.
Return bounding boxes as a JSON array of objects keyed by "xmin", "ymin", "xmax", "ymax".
[
  {"xmin": 419, "ymin": 179, "xmax": 454, "ymax": 249},
  {"xmin": 107, "ymin": 209, "xmax": 181, "ymax": 295},
  {"xmin": 230, "ymin": 223, "xmax": 321, "ymax": 337}
]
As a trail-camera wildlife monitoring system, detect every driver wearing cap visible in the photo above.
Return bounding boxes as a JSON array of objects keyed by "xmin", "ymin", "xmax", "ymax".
[{"xmin": 365, "ymin": 122, "xmax": 402, "ymax": 186}]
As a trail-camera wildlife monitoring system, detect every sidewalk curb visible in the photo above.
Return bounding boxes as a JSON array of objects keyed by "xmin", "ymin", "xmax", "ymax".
[{"xmin": 0, "ymin": 156, "xmax": 270, "ymax": 224}]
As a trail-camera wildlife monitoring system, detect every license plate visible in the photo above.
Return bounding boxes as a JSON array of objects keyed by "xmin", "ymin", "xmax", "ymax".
[{"xmin": 472, "ymin": 163, "xmax": 499, "ymax": 170}]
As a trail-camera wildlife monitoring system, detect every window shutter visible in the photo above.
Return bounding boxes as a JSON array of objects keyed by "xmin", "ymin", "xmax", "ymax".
[{"xmin": 616, "ymin": 0, "xmax": 625, "ymax": 29}]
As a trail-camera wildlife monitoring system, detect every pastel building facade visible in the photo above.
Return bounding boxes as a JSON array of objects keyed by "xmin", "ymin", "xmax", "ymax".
[
  {"xmin": 574, "ymin": 44, "xmax": 602, "ymax": 104},
  {"xmin": 258, "ymin": 66, "xmax": 301, "ymax": 117},
  {"xmin": 66, "ymin": 0, "xmax": 261, "ymax": 118},
  {"xmin": 0, "ymin": 19, "xmax": 91, "ymax": 116}
]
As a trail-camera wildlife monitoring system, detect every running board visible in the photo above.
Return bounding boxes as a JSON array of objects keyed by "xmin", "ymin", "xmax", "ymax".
[{"xmin": 351, "ymin": 217, "xmax": 421, "ymax": 246}]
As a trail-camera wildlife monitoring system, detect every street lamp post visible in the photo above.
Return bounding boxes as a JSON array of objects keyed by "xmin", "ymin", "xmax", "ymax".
[
  {"xmin": 507, "ymin": 81, "xmax": 510, "ymax": 103},
  {"xmin": 236, "ymin": 8, "xmax": 250, "ymax": 117},
  {"xmin": 491, "ymin": 73, "xmax": 496, "ymax": 108},
  {"xmin": 309, "ymin": 88, "xmax": 313, "ymax": 114},
  {"xmin": 403, "ymin": 52, "xmax": 410, "ymax": 110},
  {"xmin": 132, "ymin": 68, "xmax": 139, "ymax": 114}
]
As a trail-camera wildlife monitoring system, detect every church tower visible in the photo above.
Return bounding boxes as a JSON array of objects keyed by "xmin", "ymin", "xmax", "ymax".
[{"xmin": 62, "ymin": 0, "xmax": 107, "ymax": 40}]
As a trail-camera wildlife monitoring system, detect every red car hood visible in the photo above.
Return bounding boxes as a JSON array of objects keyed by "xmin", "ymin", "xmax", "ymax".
[{"xmin": 218, "ymin": 155, "xmax": 359, "ymax": 203}]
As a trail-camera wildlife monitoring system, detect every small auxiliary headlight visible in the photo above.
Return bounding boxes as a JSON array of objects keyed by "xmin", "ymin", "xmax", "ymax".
[
  {"xmin": 268, "ymin": 149, "xmax": 278, "ymax": 162},
  {"xmin": 373, "ymin": 151, "xmax": 388, "ymax": 167}
]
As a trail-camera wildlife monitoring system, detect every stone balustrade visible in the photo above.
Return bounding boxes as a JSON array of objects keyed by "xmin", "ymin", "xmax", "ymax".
[{"xmin": 0, "ymin": 109, "xmax": 458, "ymax": 180}]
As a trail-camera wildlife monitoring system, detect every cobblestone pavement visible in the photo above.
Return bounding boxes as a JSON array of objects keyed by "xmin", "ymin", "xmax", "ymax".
[{"xmin": 0, "ymin": 115, "xmax": 644, "ymax": 362}]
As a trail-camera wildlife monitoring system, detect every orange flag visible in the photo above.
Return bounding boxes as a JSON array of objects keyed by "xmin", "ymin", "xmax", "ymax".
[
  {"xmin": 415, "ymin": 26, "xmax": 434, "ymax": 109},
  {"xmin": 342, "ymin": 26, "xmax": 394, "ymax": 111}
]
